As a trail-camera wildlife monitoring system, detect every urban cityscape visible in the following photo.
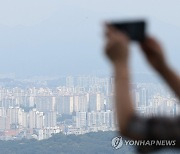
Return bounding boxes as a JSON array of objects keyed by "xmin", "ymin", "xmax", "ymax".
[{"xmin": 0, "ymin": 75, "xmax": 179, "ymax": 141}]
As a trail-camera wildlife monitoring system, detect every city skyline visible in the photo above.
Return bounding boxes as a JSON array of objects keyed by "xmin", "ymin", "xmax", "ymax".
[{"xmin": 0, "ymin": 75, "xmax": 179, "ymax": 140}]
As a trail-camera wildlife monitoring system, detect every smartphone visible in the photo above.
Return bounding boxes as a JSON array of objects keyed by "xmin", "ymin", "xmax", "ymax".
[{"xmin": 110, "ymin": 20, "xmax": 146, "ymax": 42}]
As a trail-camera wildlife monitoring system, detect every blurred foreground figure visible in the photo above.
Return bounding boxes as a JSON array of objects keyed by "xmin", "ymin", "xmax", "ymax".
[{"xmin": 105, "ymin": 25, "xmax": 180, "ymax": 153}]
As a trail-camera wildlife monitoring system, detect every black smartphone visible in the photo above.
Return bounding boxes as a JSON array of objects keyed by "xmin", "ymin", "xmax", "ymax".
[{"xmin": 110, "ymin": 20, "xmax": 146, "ymax": 42}]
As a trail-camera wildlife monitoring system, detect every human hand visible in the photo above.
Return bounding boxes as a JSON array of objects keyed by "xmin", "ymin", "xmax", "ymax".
[
  {"xmin": 140, "ymin": 37, "xmax": 167, "ymax": 71},
  {"xmin": 104, "ymin": 25, "xmax": 130, "ymax": 65}
]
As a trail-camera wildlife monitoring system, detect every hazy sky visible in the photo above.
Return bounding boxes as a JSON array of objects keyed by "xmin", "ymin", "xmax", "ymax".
[{"xmin": 0, "ymin": 0, "xmax": 180, "ymax": 77}]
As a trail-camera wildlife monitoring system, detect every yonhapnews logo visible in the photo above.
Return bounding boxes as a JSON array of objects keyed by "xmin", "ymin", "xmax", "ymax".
[
  {"xmin": 112, "ymin": 136, "xmax": 176, "ymax": 149},
  {"xmin": 111, "ymin": 136, "xmax": 123, "ymax": 149}
]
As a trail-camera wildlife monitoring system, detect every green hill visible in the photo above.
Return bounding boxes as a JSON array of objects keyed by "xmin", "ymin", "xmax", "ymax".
[
  {"xmin": 0, "ymin": 131, "xmax": 179, "ymax": 154},
  {"xmin": 0, "ymin": 131, "xmax": 135, "ymax": 154}
]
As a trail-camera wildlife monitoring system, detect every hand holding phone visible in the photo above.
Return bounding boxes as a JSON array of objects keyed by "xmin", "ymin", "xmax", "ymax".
[{"xmin": 110, "ymin": 20, "xmax": 146, "ymax": 42}]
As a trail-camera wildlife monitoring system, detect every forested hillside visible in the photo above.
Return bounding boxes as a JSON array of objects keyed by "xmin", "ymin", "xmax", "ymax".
[
  {"xmin": 0, "ymin": 131, "xmax": 178, "ymax": 154},
  {"xmin": 0, "ymin": 131, "xmax": 134, "ymax": 154}
]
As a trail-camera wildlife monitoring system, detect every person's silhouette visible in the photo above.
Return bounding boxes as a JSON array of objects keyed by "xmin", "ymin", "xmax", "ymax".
[{"xmin": 105, "ymin": 25, "xmax": 180, "ymax": 153}]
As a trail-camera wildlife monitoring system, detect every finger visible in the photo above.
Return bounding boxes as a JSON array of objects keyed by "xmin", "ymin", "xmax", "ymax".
[
  {"xmin": 141, "ymin": 36, "xmax": 160, "ymax": 47},
  {"xmin": 139, "ymin": 37, "xmax": 153, "ymax": 55},
  {"xmin": 106, "ymin": 29, "xmax": 129, "ymax": 44},
  {"xmin": 105, "ymin": 26, "xmax": 118, "ymax": 40},
  {"xmin": 105, "ymin": 23, "xmax": 118, "ymax": 32},
  {"xmin": 140, "ymin": 36, "xmax": 162, "ymax": 57},
  {"xmin": 139, "ymin": 43, "xmax": 151, "ymax": 56}
]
